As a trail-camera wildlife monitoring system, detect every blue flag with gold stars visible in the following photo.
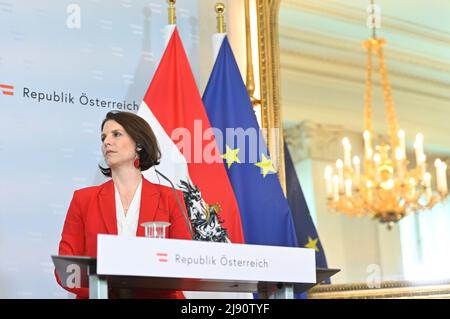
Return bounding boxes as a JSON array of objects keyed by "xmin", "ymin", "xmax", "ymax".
[
  {"xmin": 284, "ymin": 142, "xmax": 329, "ymax": 276},
  {"xmin": 202, "ymin": 36, "xmax": 298, "ymax": 248}
]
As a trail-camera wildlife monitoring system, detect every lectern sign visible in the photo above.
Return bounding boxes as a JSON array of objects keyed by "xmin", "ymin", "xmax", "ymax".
[{"xmin": 97, "ymin": 235, "xmax": 316, "ymax": 284}]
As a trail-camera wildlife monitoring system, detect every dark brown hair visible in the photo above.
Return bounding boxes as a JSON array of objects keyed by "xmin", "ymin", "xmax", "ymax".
[{"xmin": 99, "ymin": 111, "xmax": 161, "ymax": 177}]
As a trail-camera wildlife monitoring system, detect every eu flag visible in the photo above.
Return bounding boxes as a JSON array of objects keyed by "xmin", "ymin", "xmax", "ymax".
[
  {"xmin": 202, "ymin": 36, "xmax": 298, "ymax": 248},
  {"xmin": 284, "ymin": 142, "xmax": 329, "ymax": 276}
]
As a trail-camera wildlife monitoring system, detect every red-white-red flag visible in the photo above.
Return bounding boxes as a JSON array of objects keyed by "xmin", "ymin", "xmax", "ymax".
[{"xmin": 137, "ymin": 28, "xmax": 244, "ymax": 244}]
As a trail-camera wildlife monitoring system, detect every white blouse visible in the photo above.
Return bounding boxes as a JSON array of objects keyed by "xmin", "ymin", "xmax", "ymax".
[{"xmin": 114, "ymin": 180, "xmax": 142, "ymax": 237}]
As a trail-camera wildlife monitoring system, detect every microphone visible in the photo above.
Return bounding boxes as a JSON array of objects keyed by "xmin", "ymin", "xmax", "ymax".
[{"xmin": 154, "ymin": 169, "xmax": 194, "ymax": 240}]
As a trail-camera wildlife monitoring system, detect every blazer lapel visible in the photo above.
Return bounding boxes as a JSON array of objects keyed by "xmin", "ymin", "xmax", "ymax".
[
  {"xmin": 98, "ymin": 180, "xmax": 118, "ymax": 235},
  {"xmin": 136, "ymin": 178, "xmax": 159, "ymax": 237}
]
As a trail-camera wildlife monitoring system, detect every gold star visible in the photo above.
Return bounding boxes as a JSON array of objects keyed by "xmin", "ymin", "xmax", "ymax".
[
  {"xmin": 304, "ymin": 236, "xmax": 319, "ymax": 252},
  {"xmin": 222, "ymin": 145, "xmax": 241, "ymax": 169},
  {"xmin": 254, "ymin": 154, "xmax": 276, "ymax": 177}
]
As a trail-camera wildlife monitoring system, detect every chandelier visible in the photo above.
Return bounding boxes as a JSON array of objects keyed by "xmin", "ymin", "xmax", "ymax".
[{"xmin": 324, "ymin": 2, "xmax": 448, "ymax": 228}]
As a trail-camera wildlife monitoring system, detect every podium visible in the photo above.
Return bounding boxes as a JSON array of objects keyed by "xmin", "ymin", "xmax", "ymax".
[{"xmin": 52, "ymin": 235, "xmax": 339, "ymax": 299}]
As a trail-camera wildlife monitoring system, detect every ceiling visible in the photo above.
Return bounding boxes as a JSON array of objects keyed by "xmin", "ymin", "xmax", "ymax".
[{"xmin": 279, "ymin": 0, "xmax": 450, "ymax": 155}]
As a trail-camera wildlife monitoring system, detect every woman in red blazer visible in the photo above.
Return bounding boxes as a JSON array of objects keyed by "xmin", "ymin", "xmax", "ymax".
[{"xmin": 56, "ymin": 111, "xmax": 192, "ymax": 299}]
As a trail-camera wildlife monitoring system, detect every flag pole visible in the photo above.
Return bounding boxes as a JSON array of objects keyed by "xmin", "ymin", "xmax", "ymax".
[
  {"xmin": 168, "ymin": 0, "xmax": 176, "ymax": 25},
  {"xmin": 212, "ymin": 3, "xmax": 227, "ymax": 61},
  {"xmin": 215, "ymin": 3, "xmax": 226, "ymax": 33},
  {"xmin": 165, "ymin": 0, "xmax": 177, "ymax": 47}
]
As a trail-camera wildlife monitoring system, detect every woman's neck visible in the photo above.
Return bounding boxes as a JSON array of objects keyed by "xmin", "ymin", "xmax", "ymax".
[{"xmin": 111, "ymin": 166, "xmax": 142, "ymax": 194}]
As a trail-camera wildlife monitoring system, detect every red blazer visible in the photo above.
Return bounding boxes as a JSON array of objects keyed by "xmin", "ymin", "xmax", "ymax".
[{"xmin": 56, "ymin": 177, "xmax": 192, "ymax": 299}]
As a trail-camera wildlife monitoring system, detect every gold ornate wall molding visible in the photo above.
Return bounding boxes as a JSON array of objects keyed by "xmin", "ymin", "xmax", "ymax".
[
  {"xmin": 309, "ymin": 279, "xmax": 450, "ymax": 299},
  {"xmin": 253, "ymin": 0, "xmax": 286, "ymax": 190}
]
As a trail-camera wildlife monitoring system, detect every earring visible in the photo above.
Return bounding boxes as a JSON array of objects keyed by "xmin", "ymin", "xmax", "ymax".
[{"xmin": 134, "ymin": 158, "xmax": 140, "ymax": 169}]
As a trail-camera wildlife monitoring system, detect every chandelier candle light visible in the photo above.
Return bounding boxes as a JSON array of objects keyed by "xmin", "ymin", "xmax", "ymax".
[{"xmin": 324, "ymin": 2, "xmax": 448, "ymax": 228}]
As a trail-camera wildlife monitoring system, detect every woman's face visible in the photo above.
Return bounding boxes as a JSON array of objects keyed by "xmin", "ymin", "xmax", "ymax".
[{"xmin": 101, "ymin": 120, "xmax": 137, "ymax": 170}]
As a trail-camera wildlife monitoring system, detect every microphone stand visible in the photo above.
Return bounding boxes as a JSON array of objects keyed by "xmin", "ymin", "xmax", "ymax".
[{"xmin": 155, "ymin": 169, "xmax": 194, "ymax": 239}]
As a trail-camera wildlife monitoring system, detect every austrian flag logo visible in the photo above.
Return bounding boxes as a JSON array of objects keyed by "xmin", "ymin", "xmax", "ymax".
[
  {"xmin": 156, "ymin": 252, "xmax": 168, "ymax": 263},
  {"xmin": 0, "ymin": 84, "xmax": 14, "ymax": 96}
]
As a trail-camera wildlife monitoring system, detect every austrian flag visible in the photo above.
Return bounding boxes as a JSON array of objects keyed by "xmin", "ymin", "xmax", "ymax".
[{"xmin": 137, "ymin": 28, "xmax": 244, "ymax": 244}]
